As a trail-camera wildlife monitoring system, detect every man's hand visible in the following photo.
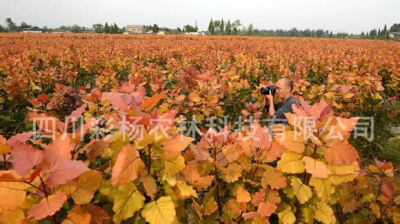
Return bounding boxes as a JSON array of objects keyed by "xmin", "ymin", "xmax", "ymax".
[
  {"xmin": 265, "ymin": 92, "xmax": 275, "ymax": 117},
  {"xmin": 266, "ymin": 92, "xmax": 274, "ymax": 104}
]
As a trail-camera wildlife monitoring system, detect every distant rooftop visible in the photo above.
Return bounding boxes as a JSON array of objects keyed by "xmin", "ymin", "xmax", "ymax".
[{"xmin": 126, "ymin": 25, "xmax": 144, "ymax": 28}]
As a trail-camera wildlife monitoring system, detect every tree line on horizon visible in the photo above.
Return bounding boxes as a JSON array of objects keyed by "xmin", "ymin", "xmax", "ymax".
[
  {"xmin": 207, "ymin": 18, "xmax": 400, "ymax": 39},
  {"xmin": 1, "ymin": 17, "xmax": 399, "ymax": 39}
]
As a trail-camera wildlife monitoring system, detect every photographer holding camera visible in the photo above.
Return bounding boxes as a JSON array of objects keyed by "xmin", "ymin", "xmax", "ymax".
[{"xmin": 261, "ymin": 78, "xmax": 299, "ymax": 124}]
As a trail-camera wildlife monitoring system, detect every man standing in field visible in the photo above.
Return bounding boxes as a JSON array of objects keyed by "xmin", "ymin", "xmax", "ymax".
[
  {"xmin": 264, "ymin": 77, "xmax": 299, "ymax": 224},
  {"xmin": 264, "ymin": 77, "xmax": 299, "ymax": 124}
]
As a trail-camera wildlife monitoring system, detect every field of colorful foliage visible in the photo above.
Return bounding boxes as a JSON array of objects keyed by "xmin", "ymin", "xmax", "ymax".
[{"xmin": 0, "ymin": 33, "xmax": 400, "ymax": 223}]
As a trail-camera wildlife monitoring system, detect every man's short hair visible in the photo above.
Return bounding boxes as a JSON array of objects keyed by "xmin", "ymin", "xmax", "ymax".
[{"xmin": 280, "ymin": 77, "xmax": 294, "ymax": 92}]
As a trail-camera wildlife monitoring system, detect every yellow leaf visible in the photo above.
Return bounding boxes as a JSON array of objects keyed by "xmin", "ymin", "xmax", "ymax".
[
  {"xmin": 99, "ymin": 180, "xmax": 119, "ymax": 201},
  {"xmin": 141, "ymin": 196, "xmax": 176, "ymax": 224},
  {"xmin": 314, "ymin": 202, "xmax": 336, "ymax": 224},
  {"xmin": 373, "ymin": 92, "xmax": 382, "ymax": 100},
  {"xmin": 277, "ymin": 152, "xmax": 305, "ymax": 174},
  {"xmin": 302, "ymin": 156, "xmax": 331, "ymax": 179},
  {"xmin": 327, "ymin": 162, "xmax": 358, "ymax": 185},
  {"xmin": 0, "ymin": 182, "xmax": 26, "ymax": 210},
  {"xmin": 163, "ymin": 154, "xmax": 185, "ymax": 177},
  {"xmin": 329, "ymin": 174, "xmax": 356, "ymax": 185},
  {"xmin": 343, "ymin": 93, "xmax": 354, "ymax": 99},
  {"xmin": 202, "ymin": 197, "xmax": 218, "ymax": 215},
  {"xmin": 327, "ymin": 162, "xmax": 359, "ymax": 175},
  {"xmin": 113, "ymin": 183, "xmax": 145, "ymax": 224},
  {"xmin": 67, "ymin": 170, "xmax": 103, "ymax": 204},
  {"xmin": 176, "ymin": 181, "xmax": 197, "ymax": 199},
  {"xmin": 302, "ymin": 206, "xmax": 315, "ymax": 224},
  {"xmin": 29, "ymin": 78, "xmax": 42, "ymax": 91},
  {"xmin": 291, "ymin": 177, "xmax": 312, "ymax": 204},
  {"xmin": 309, "ymin": 177, "xmax": 334, "ymax": 201},
  {"xmin": 189, "ymin": 92, "xmax": 201, "ymax": 103},
  {"xmin": 278, "ymin": 205, "xmax": 295, "ymax": 224}
]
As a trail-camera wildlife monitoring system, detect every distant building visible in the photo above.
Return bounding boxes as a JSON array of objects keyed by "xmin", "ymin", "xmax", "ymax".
[
  {"xmin": 125, "ymin": 25, "xmax": 145, "ymax": 34},
  {"xmin": 157, "ymin": 31, "xmax": 165, "ymax": 35},
  {"xmin": 51, "ymin": 30, "xmax": 72, "ymax": 34},
  {"xmin": 185, "ymin": 31, "xmax": 206, "ymax": 35},
  {"xmin": 389, "ymin": 32, "xmax": 400, "ymax": 38},
  {"xmin": 22, "ymin": 27, "xmax": 42, "ymax": 33}
]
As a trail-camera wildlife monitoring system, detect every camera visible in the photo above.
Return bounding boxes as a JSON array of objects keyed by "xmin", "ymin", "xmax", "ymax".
[{"xmin": 260, "ymin": 85, "xmax": 276, "ymax": 96}]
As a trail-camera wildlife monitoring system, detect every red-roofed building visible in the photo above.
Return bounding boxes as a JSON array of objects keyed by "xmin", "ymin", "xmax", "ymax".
[{"xmin": 125, "ymin": 25, "xmax": 145, "ymax": 34}]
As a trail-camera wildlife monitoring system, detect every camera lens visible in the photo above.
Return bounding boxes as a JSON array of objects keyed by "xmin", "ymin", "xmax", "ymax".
[{"xmin": 260, "ymin": 85, "xmax": 276, "ymax": 95}]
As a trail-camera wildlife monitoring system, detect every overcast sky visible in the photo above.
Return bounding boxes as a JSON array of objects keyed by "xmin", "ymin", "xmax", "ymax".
[{"xmin": 1, "ymin": 0, "xmax": 399, "ymax": 33}]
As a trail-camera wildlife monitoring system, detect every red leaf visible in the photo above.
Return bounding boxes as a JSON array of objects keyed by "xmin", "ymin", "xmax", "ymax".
[
  {"xmin": 65, "ymin": 103, "xmax": 87, "ymax": 130},
  {"xmin": 45, "ymin": 160, "xmax": 89, "ymax": 187},
  {"xmin": 250, "ymin": 122, "xmax": 271, "ymax": 150},
  {"xmin": 11, "ymin": 143, "xmax": 43, "ymax": 176},
  {"xmin": 101, "ymin": 92, "xmax": 132, "ymax": 112},
  {"xmin": 27, "ymin": 192, "xmax": 67, "ymax": 220},
  {"xmin": 40, "ymin": 134, "xmax": 73, "ymax": 171},
  {"xmin": 381, "ymin": 181, "xmax": 395, "ymax": 199},
  {"xmin": 7, "ymin": 132, "xmax": 33, "ymax": 148}
]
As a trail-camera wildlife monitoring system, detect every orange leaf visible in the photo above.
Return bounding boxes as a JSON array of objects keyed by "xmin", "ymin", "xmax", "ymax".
[
  {"xmin": 111, "ymin": 144, "xmax": 145, "ymax": 185},
  {"xmin": 261, "ymin": 166, "xmax": 287, "ymax": 189},
  {"xmin": 250, "ymin": 122, "xmax": 271, "ymax": 150},
  {"xmin": 236, "ymin": 186, "xmax": 251, "ymax": 203},
  {"xmin": 82, "ymin": 204, "xmax": 110, "ymax": 224},
  {"xmin": 0, "ymin": 170, "xmax": 26, "ymax": 182},
  {"xmin": 267, "ymin": 141, "xmax": 285, "ymax": 162},
  {"xmin": 258, "ymin": 201, "xmax": 277, "ymax": 217},
  {"xmin": 62, "ymin": 205, "xmax": 91, "ymax": 224},
  {"xmin": 163, "ymin": 135, "xmax": 193, "ymax": 154},
  {"xmin": 140, "ymin": 91, "xmax": 166, "ymax": 111},
  {"xmin": 251, "ymin": 189, "xmax": 266, "ymax": 206},
  {"xmin": 302, "ymin": 156, "xmax": 331, "ymax": 178},
  {"xmin": 274, "ymin": 131, "xmax": 305, "ymax": 153},
  {"xmin": 324, "ymin": 140, "xmax": 359, "ymax": 165}
]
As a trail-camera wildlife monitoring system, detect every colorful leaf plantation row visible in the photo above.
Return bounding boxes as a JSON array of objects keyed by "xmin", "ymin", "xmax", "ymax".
[
  {"xmin": 0, "ymin": 34, "xmax": 400, "ymax": 223},
  {"xmin": 0, "ymin": 78, "xmax": 399, "ymax": 224}
]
